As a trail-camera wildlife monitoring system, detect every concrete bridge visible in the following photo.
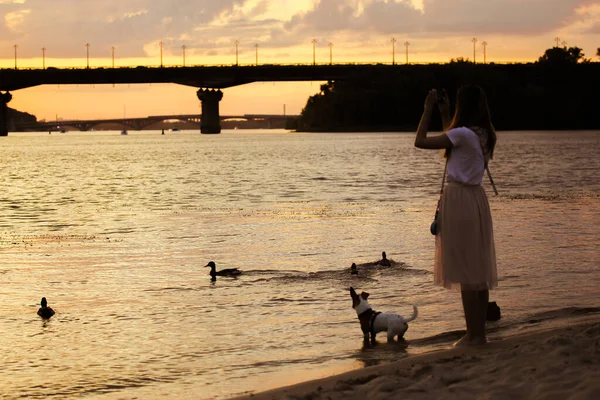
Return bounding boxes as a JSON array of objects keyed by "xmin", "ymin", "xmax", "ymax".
[
  {"xmin": 0, "ymin": 64, "xmax": 401, "ymax": 135},
  {"xmin": 16, "ymin": 113, "xmax": 296, "ymax": 132}
]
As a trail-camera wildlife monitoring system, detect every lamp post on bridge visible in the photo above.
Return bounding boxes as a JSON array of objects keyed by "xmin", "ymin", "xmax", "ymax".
[
  {"xmin": 471, "ymin": 37, "xmax": 477, "ymax": 63},
  {"xmin": 404, "ymin": 41, "xmax": 410, "ymax": 64},
  {"xmin": 234, "ymin": 40, "xmax": 239, "ymax": 65},
  {"xmin": 254, "ymin": 43, "xmax": 259, "ymax": 66},
  {"xmin": 13, "ymin": 44, "xmax": 18, "ymax": 70},
  {"xmin": 312, "ymin": 39, "xmax": 317, "ymax": 65},
  {"xmin": 85, "ymin": 43, "xmax": 90, "ymax": 69},
  {"xmin": 182, "ymin": 45, "xmax": 187, "ymax": 66},
  {"xmin": 328, "ymin": 42, "xmax": 333, "ymax": 65},
  {"xmin": 391, "ymin": 38, "xmax": 397, "ymax": 65},
  {"xmin": 159, "ymin": 41, "xmax": 163, "ymax": 67},
  {"xmin": 111, "ymin": 46, "xmax": 115, "ymax": 68},
  {"xmin": 42, "ymin": 47, "xmax": 46, "ymax": 69},
  {"xmin": 482, "ymin": 41, "xmax": 488, "ymax": 64}
]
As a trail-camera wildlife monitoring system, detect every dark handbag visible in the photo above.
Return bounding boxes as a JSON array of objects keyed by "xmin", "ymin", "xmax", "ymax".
[
  {"xmin": 430, "ymin": 160, "xmax": 447, "ymax": 236},
  {"xmin": 486, "ymin": 301, "xmax": 501, "ymax": 321},
  {"xmin": 430, "ymin": 207, "xmax": 440, "ymax": 235}
]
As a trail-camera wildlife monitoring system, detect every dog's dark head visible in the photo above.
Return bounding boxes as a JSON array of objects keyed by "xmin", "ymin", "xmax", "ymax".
[{"xmin": 349, "ymin": 287, "xmax": 370, "ymax": 309}]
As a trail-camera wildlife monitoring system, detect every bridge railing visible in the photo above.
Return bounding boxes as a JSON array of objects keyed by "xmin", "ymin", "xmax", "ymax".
[{"xmin": 0, "ymin": 60, "xmax": 529, "ymax": 72}]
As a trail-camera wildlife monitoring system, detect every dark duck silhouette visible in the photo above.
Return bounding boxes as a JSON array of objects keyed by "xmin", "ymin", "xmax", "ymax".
[
  {"xmin": 378, "ymin": 251, "xmax": 391, "ymax": 267},
  {"xmin": 204, "ymin": 261, "xmax": 242, "ymax": 280},
  {"xmin": 37, "ymin": 297, "xmax": 55, "ymax": 319}
]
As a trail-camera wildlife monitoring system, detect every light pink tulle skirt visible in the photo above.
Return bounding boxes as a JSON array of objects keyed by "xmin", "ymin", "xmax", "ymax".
[{"xmin": 434, "ymin": 182, "xmax": 498, "ymax": 291}]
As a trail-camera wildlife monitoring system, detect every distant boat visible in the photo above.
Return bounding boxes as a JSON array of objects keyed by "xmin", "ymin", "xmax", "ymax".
[
  {"xmin": 121, "ymin": 105, "xmax": 128, "ymax": 135},
  {"xmin": 171, "ymin": 127, "xmax": 180, "ymax": 132}
]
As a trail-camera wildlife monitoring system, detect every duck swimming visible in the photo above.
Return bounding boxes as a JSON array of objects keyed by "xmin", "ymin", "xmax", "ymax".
[
  {"xmin": 378, "ymin": 251, "xmax": 391, "ymax": 267},
  {"xmin": 37, "ymin": 297, "xmax": 55, "ymax": 319},
  {"xmin": 204, "ymin": 261, "xmax": 242, "ymax": 280}
]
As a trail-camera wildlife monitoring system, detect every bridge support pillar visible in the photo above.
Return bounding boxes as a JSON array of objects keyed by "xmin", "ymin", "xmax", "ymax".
[
  {"xmin": 197, "ymin": 89, "xmax": 223, "ymax": 134},
  {"xmin": 0, "ymin": 92, "xmax": 12, "ymax": 137}
]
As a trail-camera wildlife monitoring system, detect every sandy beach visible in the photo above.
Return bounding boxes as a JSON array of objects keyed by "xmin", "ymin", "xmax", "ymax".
[{"xmin": 235, "ymin": 315, "xmax": 600, "ymax": 400}]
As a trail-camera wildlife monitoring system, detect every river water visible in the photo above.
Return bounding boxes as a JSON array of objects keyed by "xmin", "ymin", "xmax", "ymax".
[{"xmin": 1, "ymin": 130, "xmax": 598, "ymax": 399}]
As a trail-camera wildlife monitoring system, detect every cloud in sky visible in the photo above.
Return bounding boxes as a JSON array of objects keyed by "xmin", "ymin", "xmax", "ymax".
[
  {"xmin": 0, "ymin": 0, "xmax": 598, "ymax": 61},
  {"xmin": 287, "ymin": 0, "xmax": 598, "ymax": 36}
]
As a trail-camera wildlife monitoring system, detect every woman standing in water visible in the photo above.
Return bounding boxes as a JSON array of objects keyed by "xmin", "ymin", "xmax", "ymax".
[{"xmin": 414, "ymin": 85, "xmax": 498, "ymax": 346}]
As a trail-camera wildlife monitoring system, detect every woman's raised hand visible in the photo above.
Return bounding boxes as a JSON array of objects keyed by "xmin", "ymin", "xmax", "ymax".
[
  {"xmin": 424, "ymin": 89, "xmax": 438, "ymax": 110},
  {"xmin": 437, "ymin": 89, "xmax": 450, "ymax": 115}
]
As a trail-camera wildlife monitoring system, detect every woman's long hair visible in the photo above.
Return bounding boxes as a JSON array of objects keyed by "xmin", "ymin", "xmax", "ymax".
[{"xmin": 445, "ymin": 85, "xmax": 496, "ymax": 159}]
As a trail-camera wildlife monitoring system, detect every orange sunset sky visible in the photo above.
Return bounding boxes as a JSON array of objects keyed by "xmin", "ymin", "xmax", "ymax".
[{"xmin": 0, "ymin": 0, "xmax": 599, "ymax": 121}]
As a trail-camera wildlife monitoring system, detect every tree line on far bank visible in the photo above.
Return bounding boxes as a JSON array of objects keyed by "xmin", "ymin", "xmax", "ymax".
[{"xmin": 295, "ymin": 47, "xmax": 600, "ymax": 132}]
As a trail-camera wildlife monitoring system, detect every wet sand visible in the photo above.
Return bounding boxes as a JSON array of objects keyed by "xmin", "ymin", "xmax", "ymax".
[{"xmin": 234, "ymin": 315, "xmax": 600, "ymax": 400}]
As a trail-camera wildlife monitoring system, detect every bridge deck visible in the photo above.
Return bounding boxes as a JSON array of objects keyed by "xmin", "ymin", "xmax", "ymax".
[{"xmin": 0, "ymin": 64, "xmax": 431, "ymax": 91}]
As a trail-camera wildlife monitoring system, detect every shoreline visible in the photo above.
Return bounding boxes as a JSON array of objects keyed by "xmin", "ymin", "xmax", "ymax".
[{"xmin": 233, "ymin": 314, "xmax": 600, "ymax": 399}]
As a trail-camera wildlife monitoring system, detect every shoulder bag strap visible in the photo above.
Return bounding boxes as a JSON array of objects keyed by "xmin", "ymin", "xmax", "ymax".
[
  {"xmin": 485, "ymin": 166, "xmax": 499, "ymax": 195},
  {"xmin": 474, "ymin": 127, "xmax": 499, "ymax": 196},
  {"xmin": 435, "ymin": 157, "xmax": 448, "ymax": 212},
  {"xmin": 440, "ymin": 157, "xmax": 448, "ymax": 196}
]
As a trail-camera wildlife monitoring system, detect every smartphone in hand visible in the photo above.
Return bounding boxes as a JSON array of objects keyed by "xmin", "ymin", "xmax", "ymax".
[{"xmin": 437, "ymin": 88, "xmax": 447, "ymax": 103}]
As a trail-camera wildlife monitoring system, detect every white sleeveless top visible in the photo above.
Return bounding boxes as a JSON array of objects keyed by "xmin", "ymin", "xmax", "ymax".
[{"xmin": 446, "ymin": 127, "xmax": 489, "ymax": 185}]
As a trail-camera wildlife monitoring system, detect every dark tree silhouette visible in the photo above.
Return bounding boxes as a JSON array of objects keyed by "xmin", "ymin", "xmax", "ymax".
[
  {"xmin": 537, "ymin": 46, "xmax": 588, "ymax": 64},
  {"xmin": 296, "ymin": 47, "xmax": 600, "ymax": 132},
  {"xmin": 450, "ymin": 57, "xmax": 471, "ymax": 64},
  {"xmin": 597, "ymin": 47, "xmax": 600, "ymax": 59}
]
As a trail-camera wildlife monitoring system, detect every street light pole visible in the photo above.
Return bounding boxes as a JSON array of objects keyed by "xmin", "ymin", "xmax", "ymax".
[
  {"xmin": 312, "ymin": 39, "xmax": 317, "ymax": 65},
  {"xmin": 234, "ymin": 40, "xmax": 239, "ymax": 65},
  {"xmin": 85, "ymin": 43, "xmax": 90, "ymax": 69},
  {"xmin": 471, "ymin": 37, "xmax": 477, "ymax": 63},
  {"xmin": 482, "ymin": 41, "xmax": 488, "ymax": 64},
  {"xmin": 42, "ymin": 47, "xmax": 46, "ymax": 69},
  {"xmin": 111, "ymin": 46, "xmax": 115, "ymax": 68},
  {"xmin": 391, "ymin": 38, "xmax": 396, "ymax": 65},
  {"xmin": 13, "ymin": 44, "xmax": 18, "ymax": 70},
  {"xmin": 159, "ymin": 41, "xmax": 163, "ymax": 67},
  {"xmin": 328, "ymin": 42, "xmax": 333, "ymax": 65},
  {"xmin": 404, "ymin": 41, "xmax": 410, "ymax": 64},
  {"xmin": 182, "ymin": 45, "xmax": 186, "ymax": 66},
  {"xmin": 255, "ymin": 43, "xmax": 259, "ymax": 66}
]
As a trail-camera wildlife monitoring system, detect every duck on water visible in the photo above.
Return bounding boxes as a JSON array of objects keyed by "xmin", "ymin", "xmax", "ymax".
[
  {"xmin": 204, "ymin": 261, "xmax": 242, "ymax": 281},
  {"xmin": 37, "ymin": 297, "xmax": 55, "ymax": 319}
]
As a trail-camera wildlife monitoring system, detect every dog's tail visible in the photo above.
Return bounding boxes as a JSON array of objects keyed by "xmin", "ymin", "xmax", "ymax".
[{"xmin": 402, "ymin": 305, "xmax": 418, "ymax": 323}]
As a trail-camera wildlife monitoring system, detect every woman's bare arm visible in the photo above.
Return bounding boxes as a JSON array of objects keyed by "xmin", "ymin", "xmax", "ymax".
[{"xmin": 415, "ymin": 89, "xmax": 453, "ymax": 150}]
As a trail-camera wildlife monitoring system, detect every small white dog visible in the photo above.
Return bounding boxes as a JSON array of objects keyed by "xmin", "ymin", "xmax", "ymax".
[{"xmin": 349, "ymin": 287, "xmax": 418, "ymax": 342}]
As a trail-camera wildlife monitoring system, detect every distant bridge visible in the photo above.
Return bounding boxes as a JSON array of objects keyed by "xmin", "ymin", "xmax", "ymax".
[
  {"xmin": 16, "ymin": 114, "xmax": 297, "ymax": 132},
  {"xmin": 0, "ymin": 64, "xmax": 414, "ymax": 135}
]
